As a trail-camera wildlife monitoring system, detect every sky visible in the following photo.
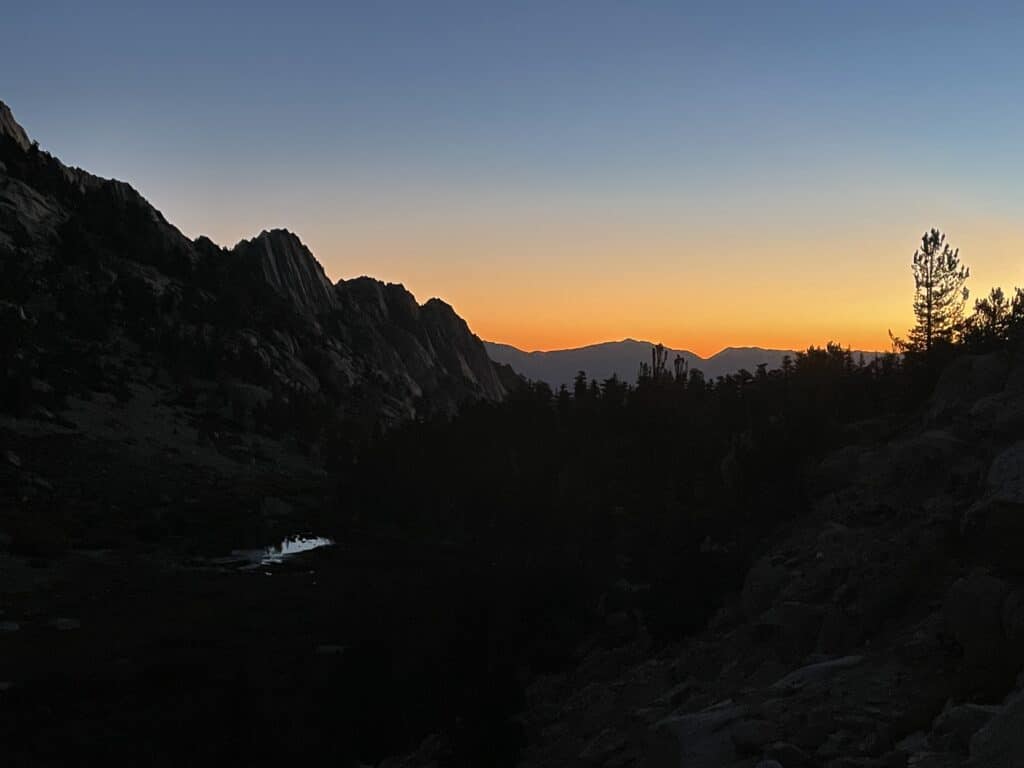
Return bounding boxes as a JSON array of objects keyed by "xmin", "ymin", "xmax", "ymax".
[{"xmin": 4, "ymin": 1, "xmax": 1024, "ymax": 357}]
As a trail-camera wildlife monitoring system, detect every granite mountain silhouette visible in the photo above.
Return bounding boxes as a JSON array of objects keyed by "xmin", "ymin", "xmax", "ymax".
[{"xmin": 0, "ymin": 99, "xmax": 510, "ymax": 435}]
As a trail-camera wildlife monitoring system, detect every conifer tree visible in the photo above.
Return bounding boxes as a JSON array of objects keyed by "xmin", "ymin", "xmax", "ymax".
[{"xmin": 895, "ymin": 229, "xmax": 970, "ymax": 353}]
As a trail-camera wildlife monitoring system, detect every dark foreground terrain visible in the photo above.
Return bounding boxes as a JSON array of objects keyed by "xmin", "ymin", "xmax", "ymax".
[
  {"xmin": 7, "ymin": 353, "xmax": 1024, "ymax": 768},
  {"xmin": 0, "ymin": 396, "xmax": 494, "ymax": 766}
]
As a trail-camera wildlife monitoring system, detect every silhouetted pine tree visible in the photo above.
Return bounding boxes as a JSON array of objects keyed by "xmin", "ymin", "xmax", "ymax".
[
  {"xmin": 893, "ymin": 228, "xmax": 969, "ymax": 353},
  {"xmin": 573, "ymin": 370, "xmax": 588, "ymax": 401}
]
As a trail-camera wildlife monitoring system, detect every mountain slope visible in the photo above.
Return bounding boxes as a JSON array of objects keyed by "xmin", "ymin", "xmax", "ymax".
[{"xmin": 0, "ymin": 99, "xmax": 505, "ymax": 434}]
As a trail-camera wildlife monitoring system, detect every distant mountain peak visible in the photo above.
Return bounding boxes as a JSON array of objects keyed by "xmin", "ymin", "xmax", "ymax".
[
  {"xmin": 486, "ymin": 340, "xmax": 885, "ymax": 388},
  {"xmin": 485, "ymin": 340, "xmax": 796, "ymax": 387}
]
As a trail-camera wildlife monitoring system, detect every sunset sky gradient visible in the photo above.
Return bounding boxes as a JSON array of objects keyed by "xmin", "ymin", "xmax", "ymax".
[{"xmin": 5, "ymin": 1, "xmax": 1024, "ymax": 356}]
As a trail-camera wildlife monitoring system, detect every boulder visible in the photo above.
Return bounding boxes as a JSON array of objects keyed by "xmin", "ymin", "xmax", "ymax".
[
  {"xmin": 766, "ymin": 741, "xmax": 811, "ymax": 766},
  {"xmin": 742, "ymin": 557, "xmax": 788, "ymax": 619},
  {"xmin": 858, "ymin": 430, "xmax": 966, "ymax": 501},
  {"xmin": 967, "ymin": 391, "xmax": 1024, "ymax": 437},
  {"xmin": 927, "ymin": 354, "xmax": 1008, "ymax": 423},
  {"xmin": 818, "ymin": 603, "xmax": 866, "ymax": 654},
  {"xmin": 1001, "ymin": 590, "xmax": 1024, "ymax": 645},
  {"xmin": 1003, "ymin": 360, "xmax": 1024, "ymax": 393},
  {"xmin": 284, "ymin": 357, "xmax": 320, "ymax": 393},
  {"xmin": 755, "ymin": 601, "xmax": 825, "ymax": 661},
  {"xmin": 987, "ymin": 441, "xmax": 1024, "ymax": 504},
  {"xmin": 968, "ymin": 696, "xmax": 1024, "ymax": 767},
  {"xmin": 815, "ymin": 728, "xmax": 855, "ymax": 761},
  {"xmin": 578, "ymin": 728, "xmax": 627, "ymax": 763},
  {"xmin": 814, "ymin": 445, "xmax": 867, "ymax": 494},
  {"xmin": 651, "ymin": 701, "xmax": 744, "ymax": 768},
  {"xmin": 770, "ymin": 655, "xmax": 864, "ymax": 691},
  {"xmin": 731, "ymin": 718, "xmax": 783, "ymax": 755},
  {"xmin": 929, "ymin": 702, "xmax": 1001, "ymax": 753},
  {"xmin": 224, "ymin": 382, "xmax": 272, "ymax": 413},
  {"xmin": 909, "ymin": 753, "xmax": 967, "ymax": 768},
  {"xmin": 961, "ymin": 442, "xmax": 1024, "ymax": 571},
  {"xmin": 942, "ymin": 570, "xmax": 1009, "ymax": 666}
]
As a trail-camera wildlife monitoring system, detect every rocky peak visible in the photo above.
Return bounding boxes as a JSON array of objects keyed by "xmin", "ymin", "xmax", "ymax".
[
  {"xmin": 0, "ymin": 101, "xmax": 32, "ymax": 152},
  {"xmin": 420, "ymin": 297, "xmax": 507, "ymax": 399},
  {"xmin": 335, "ymin": 277, "xmax": 508, "ymax": 403},
  {"xmin": 231, "ymin": 228, "xmax": 338, "ymax": 315}
]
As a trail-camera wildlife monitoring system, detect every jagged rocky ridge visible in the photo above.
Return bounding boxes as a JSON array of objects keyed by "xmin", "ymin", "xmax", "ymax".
[{"xmin": 0, "ymin": 100, "xmax": 509, "ymax": 433}]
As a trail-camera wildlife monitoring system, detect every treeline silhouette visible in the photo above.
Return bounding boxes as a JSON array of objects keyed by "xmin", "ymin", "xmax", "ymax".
[{"xmin": 338, "ymin": 344, "xmax": 916, "ymax": 764}]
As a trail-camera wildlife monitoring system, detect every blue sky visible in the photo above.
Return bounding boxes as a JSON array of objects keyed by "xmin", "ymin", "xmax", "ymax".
[{"xmin": 5, "ymin": 1, "xmax": 1024, "ymax": 352}]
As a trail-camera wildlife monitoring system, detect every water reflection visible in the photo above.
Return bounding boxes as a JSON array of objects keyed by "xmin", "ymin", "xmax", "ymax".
[
  {"xmin": 258, "ymin": 536, "xmax": 334, "ymax": 565},
  {"xmin": 207, "ymin": 535, "xmax": 334, "ymax": 570}
]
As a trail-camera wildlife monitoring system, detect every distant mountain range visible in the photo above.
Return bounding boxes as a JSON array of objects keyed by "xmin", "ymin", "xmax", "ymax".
[{"xmin": 486, "ymin": 339, "xmax": 882, "ymax": 388}]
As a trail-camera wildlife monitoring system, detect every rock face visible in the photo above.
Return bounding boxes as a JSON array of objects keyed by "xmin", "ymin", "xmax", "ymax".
[
  {"xmin": 0, "ymin": 99, "xmax": 508, "ymax": 429},
  {"xmin": 927, "ymin": 353, "xmax": 1008, "ymax": 424},
  {"xmin": 0, "ymin": 101, "xmax": 31, "ymax": 152},
  {"xmin": 968, "ymin": 696, "xmax": 1024, "ymax": 767},
  {"xmin": 961, "ymin": 441, "xmax": 1024, "ymax": 573},
  {"xmin": 331, "ymin": 279, "xmax": 507, "ymax": 409},
  {"xmin": 943, "ymin": 570, "xmax": 1011, "ymax": 667},
  {"xmin": 232, "ymin": 229, "xmax": 338, "ymax": 316}
]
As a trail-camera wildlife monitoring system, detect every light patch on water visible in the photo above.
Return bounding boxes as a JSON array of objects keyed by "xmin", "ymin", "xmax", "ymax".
[
  {"xmin": 206, "ymin": 535, "xmax": 335, "ymax": 570},
  {"xmin": 258, "ymin": 536, "xmax": 334, "ymax": 565}
]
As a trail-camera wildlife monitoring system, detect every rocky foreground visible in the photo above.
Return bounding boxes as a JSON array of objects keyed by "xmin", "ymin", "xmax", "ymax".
[
  {"xmin": 378, "ymin": 353, "xmax": 1024, "ymax": 768},
  {"xmin": 509, "ymin": 353, "xmax": 1024, "ymax": 768}
]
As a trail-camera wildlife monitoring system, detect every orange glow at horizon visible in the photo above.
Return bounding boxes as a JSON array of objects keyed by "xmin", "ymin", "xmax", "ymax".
[
  {"xmin": 458, "ymin": 310, "xmax": 907, "ymax": 359},
  {"xmin": 148, "ymin": 161, "xmax": 1024, "ymax": 362},
  {"xmin": 284, "ymin": 217, "xmax": 1024, "ymax": 361}
]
